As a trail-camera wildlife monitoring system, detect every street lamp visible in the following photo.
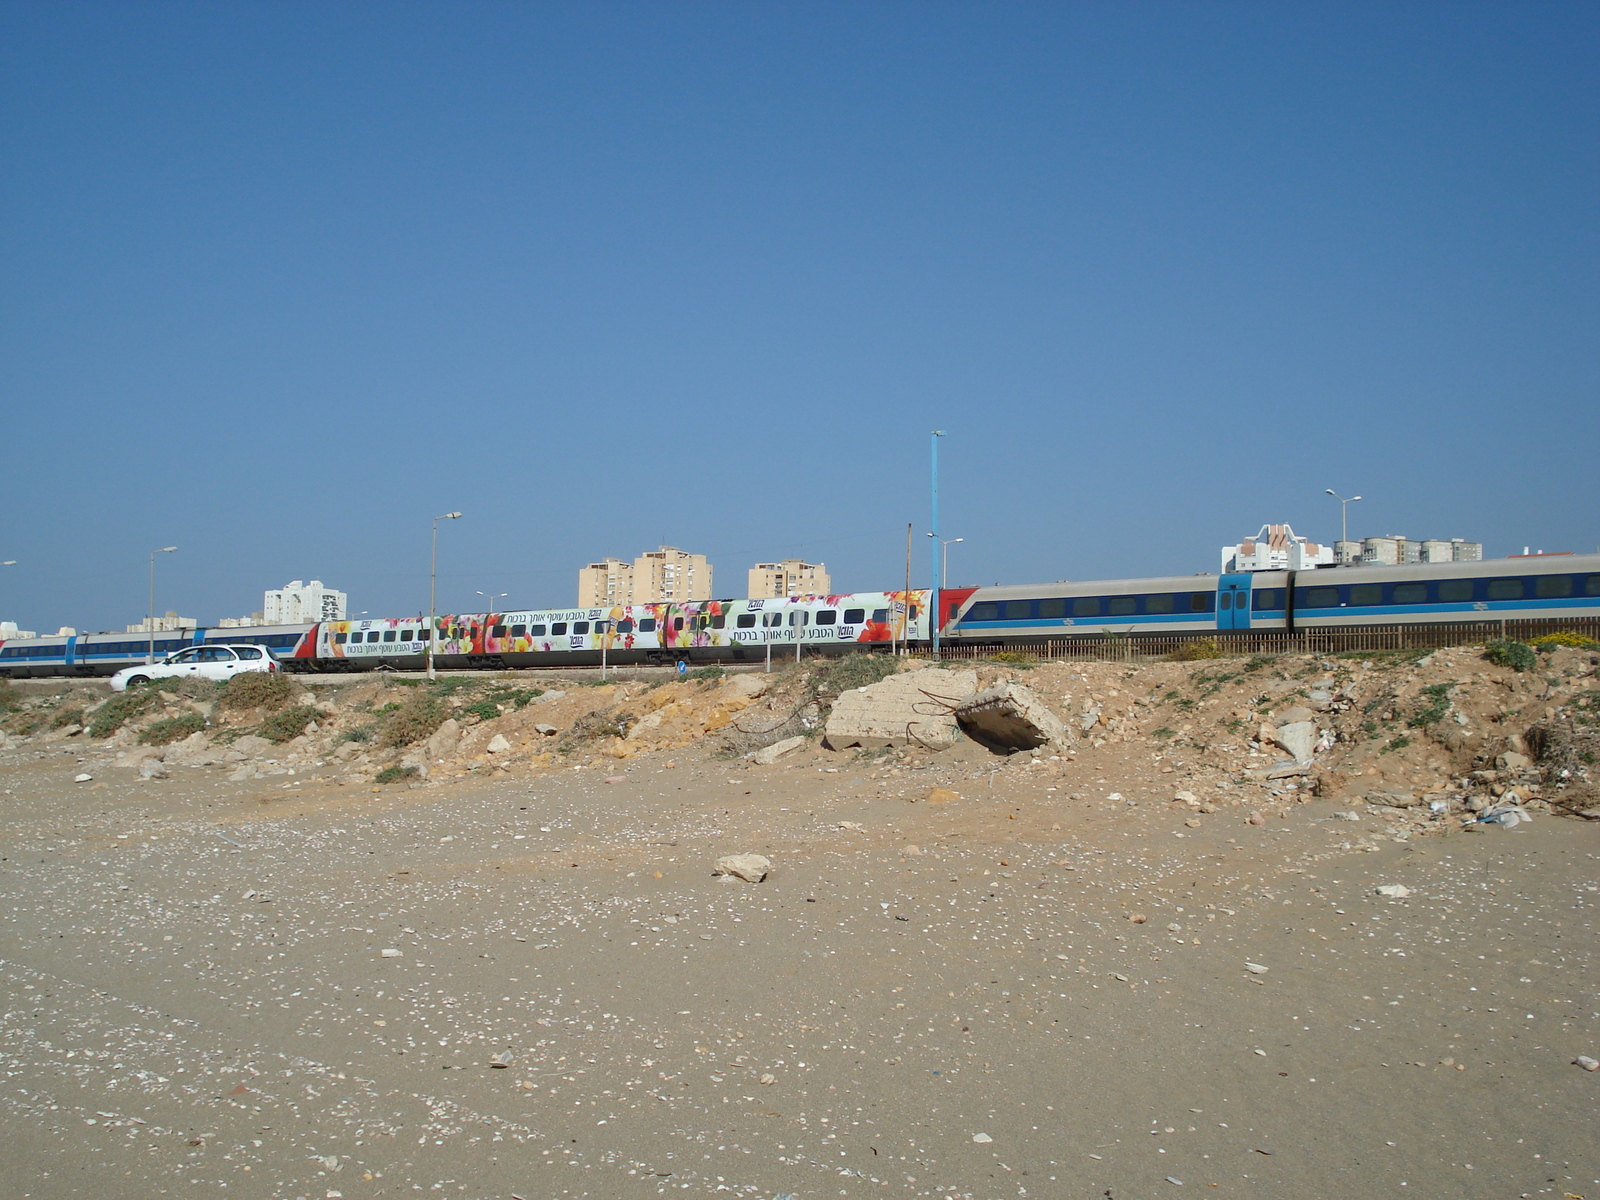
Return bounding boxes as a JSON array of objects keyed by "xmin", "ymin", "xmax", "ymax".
[
  {"xmin": 1325, "ymin": 489, "xmax": 1362, "ymax": 547},
  {"xmin": 927, "ymin": 535, "xmax": 964, "ymax": 589},
  {"xmin": 476, "ymin": 591, "xmax": 508, "ymax": 612},
  {"xmin": 147, "ymin": 547, "xmax": 177, "ymax": 663},
  {"xmin": 930, "ymin": 430, "xmax": 945, "ymax": 658},
  {"xmin": 427, "ymin": 512, "xmax": 463, "ymax": 680}
]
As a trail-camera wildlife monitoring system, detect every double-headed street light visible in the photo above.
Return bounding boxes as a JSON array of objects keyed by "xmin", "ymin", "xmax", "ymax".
[
  {"xmin": 1325, "ymin": 489, "xmax": 1362, "ymax": 546},
  {"xmin": 476, "ymin": 591, "xmax": 508, "ymax": 612},
  {"xmin": 427, "ymin": 513, "xmax": 463, "ymax": 680},
  {"xmin": 928, "ymin": 534, "xmax": 964, "ymax": 589},
  {"xmin": 147, "ymin": 546, "xmax": 178, "ymax": 663}
]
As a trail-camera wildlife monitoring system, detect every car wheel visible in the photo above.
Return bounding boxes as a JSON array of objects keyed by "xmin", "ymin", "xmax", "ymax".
[{"xmin": 126, "ymin": 675, "xmax": 152, "ymax": 688}]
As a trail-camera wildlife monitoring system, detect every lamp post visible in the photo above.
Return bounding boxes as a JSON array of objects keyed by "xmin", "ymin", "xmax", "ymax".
[
  {"xmin": 427, "ymin": 512, "xmax": 463, "ymax": 680},
  {"xmin": 928, "ymin": 535, "xmax": 963, "ymax": 589},
  {"xmin": 147, "ymin": 547, "xmax": 177, "ymax": 663},
  {"xmin": 476, "ymin": 591, "xmax": 507, "ymax": 612},
  {"xmin": 1325, "ymin": 489, "xmax": 1362, "ymax": 547},
  {"xmin": 930, "ymin": 430, "xmax": 945, "ymax": 658}
]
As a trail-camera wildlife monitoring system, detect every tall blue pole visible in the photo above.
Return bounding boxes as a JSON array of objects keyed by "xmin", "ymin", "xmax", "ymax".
[{"xmin": 930, "ymin": 430, "xmax": 944, "ymax": 658}]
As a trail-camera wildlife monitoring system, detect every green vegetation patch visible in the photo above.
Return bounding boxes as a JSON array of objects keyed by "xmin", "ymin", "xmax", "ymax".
[
  {"xmin": 1484, "ymin": 639, "xmax": 1537, "ymax": 673},
  {"xmin": 260, "ymin": 704, "xmax": 322, "ymax": 744},
  {"xmin": 217, "ymin": 672, "xmax": 295, "ymax": 712},
  {"xmin": 376, "ymin": 694, "xmax": 447, "ymax": 748},
  {"xmin": 50, "ymin": 706, "xmax": 86, "ymax": 730},
  {"xmin": 1167, "ymin": 638, "xmax": 1223, "ymax": 662},
  {"xmin": 139, "ymin": 712, "xmax": 207, "ymax": 745},
  {"xmin": 88, "ymin": 690, "xmax": 160, "ymax": 738},
  {"xmin": 375, "ymin": 765, "xmax": 419, "ymax": 784},
  {"xmin": 1408, "ymin": 683, "xmax": 1453, "ymax": 728}
]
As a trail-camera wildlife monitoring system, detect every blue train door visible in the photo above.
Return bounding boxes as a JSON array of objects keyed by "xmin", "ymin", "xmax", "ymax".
[{"xmin": 1217, "ymin": 574, "xmax": 1252, "ymax": 630}]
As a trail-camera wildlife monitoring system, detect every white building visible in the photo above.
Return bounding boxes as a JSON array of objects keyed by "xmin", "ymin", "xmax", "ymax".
[
  {"xmin": 126, "ymin": 612, "xmax": 198, "ymax": 633},
  {"xmin": 0, "ymin": 621, "xmax": 38, "ymax": 640},
  {"xmin": 216, "ymin": 612, "xmax": 266, "ymax": 628},
  {"xmin": 1222, "ymin": 525, "xmax": 1334, "ymax": 573},
  {"xmin": 263, "ymin": 581, "xmax": 346, "ymax": 625},
  {"xmin": 1341, "ymin": 536, "xmax": 1483, "ymax": 567}
]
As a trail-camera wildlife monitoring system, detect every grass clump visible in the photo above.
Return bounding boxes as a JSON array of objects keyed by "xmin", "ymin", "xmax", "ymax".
[
  {"xmin": 376, "ymin": 694, "xmax": 446, "ymax": 748},
  {"xmin": 686, "ymin": 665, "xmax": 726, "ymax": 682},
  {"xmin": 1408, "ymin": 683, "xmax": 1453, "ymax": 728},
  {"xmin": 260, "ymin": 704, "xmax": 321, "ymax": 744},
  {"xmin": 50, "ymin": 706, "xmax": 86, "ymax": 730},
  {"xmin": 139, "ymin": 712, "xmax": 207, "ymax": 745},
  {"xmin": 989, "ymin": 650, "xmax": 1035, "ymax": 667},
  {"xmin": 339, "ymin": 724, "xmax": 375, "ymax": 744},
  {"xmin": 88, "ymin": 690, "xmax": 159, "ymax": 738},
  {"xmin": 812, "ymin": 653, "xmax": 902, "ymax": 698},
  {"xmin": 1484, "ymin": 639, "xmax": 1537, "ymax": 672},
  {"xmin": 461, "ymin": 699, "xmax": 502, "ymax": 722},
  {"xmin": 1168, "ymin": 638, "xmax": 1223, "ymax": 661},
  {"xmin": 375, "ymin": 764, "xmax": 419, "ymax": 784},
  {"xmin": 217, "ymin": 672, "xmax": 294, "ymax": 712},
  {"xmin": 1380, "ymin": 734, "xmax": 1412, "ymax": 754}
]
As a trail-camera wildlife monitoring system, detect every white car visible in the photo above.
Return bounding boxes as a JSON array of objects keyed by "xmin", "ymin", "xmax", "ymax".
[{"xmin": 109, "ymin": 643, "xmax": 279, "ymax": 691}]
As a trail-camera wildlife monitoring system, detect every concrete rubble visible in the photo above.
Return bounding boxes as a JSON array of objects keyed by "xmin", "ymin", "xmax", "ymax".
[
  {"xmin": 822, "ymin": 667, "xmax": 977, "ymax": 751},
  {"xmin": 953, "ymin": 681, "xmax": 1071, "ymax": 752}
]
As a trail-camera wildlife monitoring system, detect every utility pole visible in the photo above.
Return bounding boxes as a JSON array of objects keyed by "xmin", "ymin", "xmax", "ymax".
[
  {"xmin": 427, "ymin": 512, "xmax": 463, "ymax": 680},
  {"xmin": 1325, "ymin": 489, "xmax": 1361, "ymax": 548}
]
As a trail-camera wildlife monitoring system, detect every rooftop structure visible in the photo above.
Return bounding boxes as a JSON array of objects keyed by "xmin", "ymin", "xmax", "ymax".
[
  {"xmin": 1335, "ymin": 536, "xmax": 1482, "ymax": 566},
  {"xmin": 1222, "ymin": 524, "xmax": 1333, "ymax": 573},
  {"xmin": 0, "ymin": 621, "xmax": 37, "ymax": 640},
  {"xmin": 264, "ymin": 580, "xmax": 347, "ymax": 624},
  {"xmin": 125, "ymin": 612, "xmax": 197, "ymax": 633}
]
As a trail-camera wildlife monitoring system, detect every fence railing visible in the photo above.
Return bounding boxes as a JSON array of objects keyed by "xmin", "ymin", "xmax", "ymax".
[{"xmin": 930, "ymin": 615, "xmax": 1600, "ymax": 664}]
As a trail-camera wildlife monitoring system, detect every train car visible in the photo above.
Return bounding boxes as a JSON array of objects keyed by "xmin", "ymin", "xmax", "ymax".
[
  {"xmin": 1289, "ymin": 554, "xmax": 1600, "ymax": 630},
  {"xmin": 0, "ymin": 624, "xmax": 315, "ymax": 679},
  {"xmin": 938, "ymin": 572, "xmax": 1292, "ymax": 645},
  {"xmin": 300, "ymin": 591, "xmax": 930, "ymax": 670}
]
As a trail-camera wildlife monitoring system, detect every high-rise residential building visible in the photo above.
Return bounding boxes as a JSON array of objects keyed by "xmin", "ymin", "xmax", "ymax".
[
  {"xmin": 748, "ymin": 559, "xmax": 831, "ymax": 598},
  {"xmin": 1333, "ymin": 535, "xmax": 1482, "ymax": 566},
  {"xmin": 125, "ymin": 612, "xmax": 197, "ymax": 633},
  {"xmin": 263, "ymin": 580, "xmax": 347, "ymax": 625},
  {"xmin": 577, "ymin": 547, "xmax": 713, "ymax": 606},
  {"xmin": 577, "ymin": 557, "xmax": 636, "ymax": 607}
]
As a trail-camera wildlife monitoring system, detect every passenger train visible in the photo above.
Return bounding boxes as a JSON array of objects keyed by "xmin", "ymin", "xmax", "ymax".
[{"xmin": 2, "ymin": 555, "xmax": 1596, "ymax": 679}]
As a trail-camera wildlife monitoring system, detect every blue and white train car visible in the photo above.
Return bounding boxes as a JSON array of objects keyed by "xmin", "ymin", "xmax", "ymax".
[
  {"xmin": 0, "ymin": 624, "xmax": 315, "ymax": 679},
  {"xmin": 1289, "ymin": 555, "xmax": 1600, "ymax": 629}
]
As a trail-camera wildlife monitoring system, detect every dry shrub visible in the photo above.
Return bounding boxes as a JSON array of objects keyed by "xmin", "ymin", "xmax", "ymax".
[
  {"xmin": 88, "ymin": 690, "xmax": 159, "ymax": 738},
  {"xmin": 1168, "ymin": 638, "xmax": 1223, "ymax": 662},
  {"xmin": 139, "ymin": 712, "xmax": 207, "ymax": 745},
  {"xmin": 375, "ymin": 764, "xmax": 419, "ymax": 784},
  {"xmin": 260, "ymin": 705, "xmax": 321, "ymax": 744},
  {"xmin": 218, "ymin": 672, "xmax": 294, "ymax": 712},
  {"xmin": 51, "ymin": 706, "xmax": 86, "ymax": 729},
  {"xmin": 377, "ymin": 694, "xmax": 446, "ymax": 748}
]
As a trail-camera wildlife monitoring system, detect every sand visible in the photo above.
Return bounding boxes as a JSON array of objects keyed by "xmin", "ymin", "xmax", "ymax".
[{"xmin": 1, "ymin": 703, "xmax": 1596, "ymax": 1200}]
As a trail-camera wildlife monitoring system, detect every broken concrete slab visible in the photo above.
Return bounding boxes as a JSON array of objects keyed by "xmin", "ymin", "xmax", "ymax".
[
  {"xmin": 822, "ymin": 668, "xmax": 977, "ymax": 751},
  {"xmin": 751, "ymin": 735, "xmax": 806, "ymax": 765},
  {"xmin": 953, "ymin": 682, "xmax": 1070, "ymax": 753},
  {"xmin": 1271, "ymin": 720, "xmax": 1318, "ymax": 763}
]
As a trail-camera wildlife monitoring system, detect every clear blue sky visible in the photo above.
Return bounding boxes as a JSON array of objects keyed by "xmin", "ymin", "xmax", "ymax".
[{"xmin": 2, "ymin": 2, "xmax": 1596, "ymax": 633}]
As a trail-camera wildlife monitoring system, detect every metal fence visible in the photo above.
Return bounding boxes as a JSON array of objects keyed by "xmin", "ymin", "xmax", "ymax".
[{"xmin": 931, "ymin": 616, "xmax": 1600, "ymax": 665}]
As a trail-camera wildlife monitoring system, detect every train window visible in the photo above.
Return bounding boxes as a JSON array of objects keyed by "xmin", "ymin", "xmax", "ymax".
[
  {"xmin": 1303, "ymin": 587, "xmax": 1339, "ymax": 609},
  {"xmin": 1393, "ymin": 583, "xmax": 1428, "ymax": 604},
  {"xmin": 492, "ymin": 624, "xmax": 507, "ymax": 638},
  {"xmin": 611, "ymin": 619, "xmax": 629, "ymax": 633},
  {"xmin": 673, "ymin": 617, "xmax": 685, "ymax": 631},
  {"xmin": 1146, "ymin": 594, "xmax": 1175, "ymax": 614},
  {"xmin": 1073, "ymin": 597, "xmax": 1100, "ymax": 617},
  {"xmin": 380, "ymin": 629, "xmax": 396, "ymax": 642},
  {"xmin": 1536, "ymin": 575, "xmax": 1573, "ymax": 598},
  {"xmin": 761, "ymin": 612, "xmax": 781, "ymax": 627},
  {"xmin": 969, "ymin": 603, "xmax": 999, "ymax": 621},
  {"xmin": 1487, "ymin": 578, "xmax": 1523, "ymax": 601},
  {"xmin": 396, "ymin": 629, "xmax": 411, "ymax": 641},
  {"xmin": 814, "ymin": 610, "xmax": 837, "ymax": 625},
  {"xmin": 334, "ymin": 633, "xmax": 347, "ymax": 644},
  {"xmin": 639, "ymin": 618, "xmax": 657, "ymax": 632},
  {"xmin": 529, "ymin": 624, "xmax": 546, "ymax": 636},
  {"xmin": 1001, "ymin": 600, "xmax": 1030, "ymax": 620},
  {"xmin": 1039, "ymin": 598, "xmax": 1066, "ymax": 618},
  {"xmin": 1250, "ymin": 589, "xmax": 1279, "ymax": 611},
  {"xmin": 511, "ymin": 624, "xmax": 527, "ymax": 637},
  {"xmin": 706, "ymin": 614, "xmax": 723, "ymax": 629},
  {"xmin": 1350, "ymin": 584, "xmax": 1383, "ymax": 606},
  {"xmin": 1587, "ymin": 575, "xmax": 1600, "ymax": 596},
  {"xmin": 1218, "ymin": 594, "xmax": 1233, "ymax": 611},
  {"xmin": 418, "ymin": 629, "xmax": 431, "ymax": 641},
  {"xmin": 736, "ymin": 613, "xmax": 756, "ymax": 628},
  {"xmin": 551, "ymin": 623, "xmax": 568, "ymax": 635},
  {"xmin": 1438, "ymin": 579, "xmax": 1473, "ymax": 602},
  {"xmin": 872, "ymin": 609, "xmax": 888, "ymax": 623},
  {"xmin": 844, "ymin": 608, "xmax": 865, "ymax": 624},
  {"xmin": 1190, "ymin": 593, "xmax": 1211, "ymax": 612},
  {"xmin": 1109, "ymin": 596, "xmax": 1137, "ymax": 616},
  {"xmin": 572, "ymin": 621, "xmax": 589, "ymax": 634}
]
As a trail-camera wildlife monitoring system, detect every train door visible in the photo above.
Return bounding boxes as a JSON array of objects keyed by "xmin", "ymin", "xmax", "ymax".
[{"xmin": 1217, "ymin": 574, "xmax": 1252, "ymax": 630}]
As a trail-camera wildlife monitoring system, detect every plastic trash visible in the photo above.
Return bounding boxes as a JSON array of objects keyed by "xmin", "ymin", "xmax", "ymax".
[{"xmin": 1465, "ymin": 800, "xmax": 1530, "ymax": 829}]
